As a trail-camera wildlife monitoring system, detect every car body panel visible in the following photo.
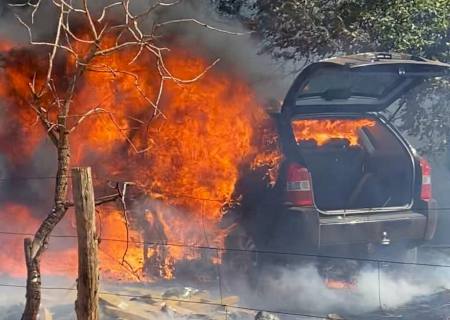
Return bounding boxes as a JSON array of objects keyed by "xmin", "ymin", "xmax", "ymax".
[
  {"xmin": 281, "ymin": 52, "xmax": 450, "ymax": 115},
  {"xmin": 267, "ymin": 53, "xmax": 446, "ymax": 248}
]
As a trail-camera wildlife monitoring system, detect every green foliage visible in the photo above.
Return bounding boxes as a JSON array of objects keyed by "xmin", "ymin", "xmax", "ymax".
[
  {"xmin": 355, "ymin": 0, "xmax": 449, "ymax": 60},
  {"xmin": 215, "ymin": 0, "xmax": 244, "ymax": 15},
  {"xmin": 398, "ymin": 78, "xmax": 450, "ymax": 155},
  {"xmin": 254, "ymin": 0, "xmax": 349, "ymax": 61},
  {"xmin": 344, "ymin": 0, "xmax": 449, "ymax": 155},
  {"xmin": 248, "ymin": 0, "xmax": 450, "ymax": 62},
  {"xmin": 216, "ymin": 0, "xmax": 450, "ymax": 156}
]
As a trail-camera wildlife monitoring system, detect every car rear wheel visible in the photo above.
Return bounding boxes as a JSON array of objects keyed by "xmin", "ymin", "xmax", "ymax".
[{"xmin": 222, "ymin": 225, "xmax": 260, "ymax": 291}]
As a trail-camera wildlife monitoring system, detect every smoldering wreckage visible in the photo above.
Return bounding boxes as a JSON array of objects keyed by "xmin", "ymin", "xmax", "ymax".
[{"xmin": 0, "ymin": 1, "xmax": 450, "ymax": 320}]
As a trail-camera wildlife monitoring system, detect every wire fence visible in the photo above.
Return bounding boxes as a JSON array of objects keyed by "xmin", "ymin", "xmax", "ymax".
[
  {"xmin": 1, "ymin": 175, "xmax": 450, "ymax": 319},
  {"xmin": 3, "ymin": 175, "xmax": 450, "ymax": 211},
  {"xmin": 1, "ymin": 230, "xmax": 450, "ymax": 268},
  {"xmin": 1, "ymin": 230, "xmax": 450, "ymax": 319},
  {"xmin": 0, "ymin": 282, "xmax": 326, "ymax": 319}
]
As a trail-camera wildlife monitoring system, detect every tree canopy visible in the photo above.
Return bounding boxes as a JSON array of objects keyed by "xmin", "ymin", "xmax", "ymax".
[
  {"xmin": 216, "ymin": 0, "xmax": 450, "ymax": 156},
  {"xmin": 216, "ymin": 0, "xmax": 449, "ymax": 62}
]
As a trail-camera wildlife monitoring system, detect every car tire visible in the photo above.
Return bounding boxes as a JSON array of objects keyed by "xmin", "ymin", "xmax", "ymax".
[{"xmin": 222, "ymin": 225, "xmax": 260, "ymax": 291}]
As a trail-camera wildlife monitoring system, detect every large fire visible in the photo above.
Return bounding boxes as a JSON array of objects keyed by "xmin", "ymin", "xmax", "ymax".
[
  {"xmin": 291, "ymin": 119, "xmax": 376, "ymax": 146},
  {"xmin": 0, "ymin": 203, "xmax": 77, "ymax": 278},
  {"xmin": 0, "ymin": 30, "xmax": 278, "ymax": 280}
]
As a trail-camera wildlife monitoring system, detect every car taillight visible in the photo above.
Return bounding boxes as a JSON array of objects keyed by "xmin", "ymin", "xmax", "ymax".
[
  {"xmin": 420, "ymin": 158, "xmax": 432, "ymax": 201},
  {"xmin": 286, "ymin": 163, "xmax": 313, "ymax": 206}
]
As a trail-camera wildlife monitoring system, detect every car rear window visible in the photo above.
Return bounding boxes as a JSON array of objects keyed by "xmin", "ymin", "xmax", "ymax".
[{"xmin": 297, "ymin": 68, "xmax": 401, "ymax": 99}]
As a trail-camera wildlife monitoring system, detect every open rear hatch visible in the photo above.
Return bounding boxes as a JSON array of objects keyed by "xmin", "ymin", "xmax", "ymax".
[
  {"xmin": 282, "ymin": 52, "xmax": 450, "ymax": 116},
  {"xmin": 281, "ymin": 53, "xmax": 450, "ymax": 213}
]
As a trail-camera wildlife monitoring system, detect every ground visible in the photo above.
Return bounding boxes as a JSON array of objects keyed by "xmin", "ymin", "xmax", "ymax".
[{"xmin": 1, "ymin": 247, "xmax": 450, "ymax": 319}]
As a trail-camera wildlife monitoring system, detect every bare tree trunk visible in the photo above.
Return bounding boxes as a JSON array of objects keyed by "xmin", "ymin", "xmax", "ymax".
[
  {"xmin": 21, "ymin": 239, "xmax": 41, "ymax": 320},
  {"xmin": 22, "ymin": 50, "xmax": 95, "ymax": 319},
  {"xmin": 72, "ymin": 167, "xmax": 99, "ymax": 320},
  {"xmin": 21, "ymin": 124, "xmax": 71, "ymax": 320}
]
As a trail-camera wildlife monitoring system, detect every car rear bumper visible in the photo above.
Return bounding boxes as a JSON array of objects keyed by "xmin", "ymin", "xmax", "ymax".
[
  {"xmin": 318, "ymin": 211, "xmax": 427, "ymax": 246},
  {"xmin": 285, "ymin": 203, "xmax": 437, "ymax": 248}
]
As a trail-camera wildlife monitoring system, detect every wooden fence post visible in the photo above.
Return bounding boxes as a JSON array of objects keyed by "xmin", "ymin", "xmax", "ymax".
[{"xmin": 72, "ymin": 167, "xmax": 99, "ymax": 320}]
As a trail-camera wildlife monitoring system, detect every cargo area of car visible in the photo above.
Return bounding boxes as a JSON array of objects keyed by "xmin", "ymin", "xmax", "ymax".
[{"xmin": 292, "ymin": 116, "xmax": 414, "ymax": 212}]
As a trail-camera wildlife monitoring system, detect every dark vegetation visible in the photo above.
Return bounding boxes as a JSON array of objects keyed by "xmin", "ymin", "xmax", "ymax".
[{"xmin": 215, "ymin": 0, "xmax": 450, "ymax": 156}]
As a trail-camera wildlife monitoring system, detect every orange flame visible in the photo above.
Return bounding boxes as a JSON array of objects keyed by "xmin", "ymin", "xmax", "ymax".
[
  {"xmin": 325, "ymin": 279, "xmax": 356, "ymax": 290},
  {"xmin": 0, "ymin": 31, "xmax": 280, "ymax": 280},
  {"xmin": 0, "ymin": 204, "xmax": 77, "ymax": 278},
  {"xmin": 292, "ymin": 119, "xmax": 376, "ymax": 146}
]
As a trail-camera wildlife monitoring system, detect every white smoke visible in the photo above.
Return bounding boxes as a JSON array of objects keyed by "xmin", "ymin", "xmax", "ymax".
[
  {"xmin": 2, "ymin": 1, "xmax": 450, "ymax": 320},
  {"xmin": 222, "ymin": 261, "xmax": 450, "ymax": 318}
]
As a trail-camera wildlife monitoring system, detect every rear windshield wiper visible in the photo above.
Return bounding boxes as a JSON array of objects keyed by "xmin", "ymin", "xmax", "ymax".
[{"xmin": 321, "ymin": 88, "xmax": 352, "ymax": 100}]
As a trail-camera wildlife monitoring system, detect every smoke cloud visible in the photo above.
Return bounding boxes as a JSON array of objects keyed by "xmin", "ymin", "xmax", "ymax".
[
  {"xmin": 1, "ymin": 1, "xmax": 450, "ymax": 320},
  {"xmin": 221, "ymin": 261, "xmax": 450, "ymax": 318},
  {"xmin": 0, "ymin": 0, "xmax": 287, "ymax": 216}
]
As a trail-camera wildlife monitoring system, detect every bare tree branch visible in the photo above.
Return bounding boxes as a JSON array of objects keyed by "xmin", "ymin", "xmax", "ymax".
[
  {"xmin": 44, "ymin": 0, "xmax": 65, "ymax": 91},
  {"xmin": 15, "ymin": 14, "xmax": 78, "ymax": 58},
  {"xmin": 82, "ymin": 0, "xmax": 98, "ymax": 40},
  {"xmin": 84, "ymin": 64, "xmax": 166, "ymax": 119},
  {"xmin": 59, "ymin": 0, "xmax": 87, "ymax": 13},
  {"xmin": 62, "ymin": 22, "xmax": 96, "ymax": 44},
  {"xmin": 68, "ymin": 107, "xmax": 144, "ymax": 133},
  {"xmin": 94, "ymin": 41, "xmax": 142, "ymax": 56},
  {"xmin": 155, "ymin": 18, "xmax": 252, "ymax": 35},
  {"xmin": 116, "ymin": 182, "xmax": 135, "ymax": 267},
  {"xmin": 166, "ymin": 58, "xmax": 221, "ymax": 84},
  {"xmin": 9, "ymin": 1, "xmax": 230, "ymax": 317},
  {"xmin": 97, "ymin": 1, "xmax": 121, "ymax": 23},
  {"xmin": 9, "ymin": 0, "xmax": 43, "ymax": 23}
]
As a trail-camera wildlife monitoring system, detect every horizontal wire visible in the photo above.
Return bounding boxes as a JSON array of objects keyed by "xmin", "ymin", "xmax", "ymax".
[
  {"xmin": 0, "ymin": 282, "xmax": 324, "ymax": 319},
  {"xmin": 0, "ymin": 176, "xmax": 113, "ymax": 182},
  {"xmin": 5, "ymin": 174, "xmax": 450, "ymax": 207},
  {"xmin": 4, "ymin": 175, "xmax": 450, "ymax": 207},
  {"xmin": 0, "ymin": 176, "xmax": 62, "ymax": 181},
  {"xmin": 5, "ymin": 176, "xmax": 450, "ymax": 208},
  {"xmin": 1, "ymin": 177, "xmax": 450, "ymax": 268},
  {"xmin": 0, "ymin": 176, "xmax": 225, "ymax": 202},
  {"xmin": 1, "ymin": 230, "xmax": 450, "ymax": 268}
]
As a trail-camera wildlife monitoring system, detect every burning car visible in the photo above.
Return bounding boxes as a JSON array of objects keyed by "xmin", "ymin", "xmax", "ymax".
[{"xmin": 226, "ymin": 53, "xmax": 450, "ymax": 271}]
